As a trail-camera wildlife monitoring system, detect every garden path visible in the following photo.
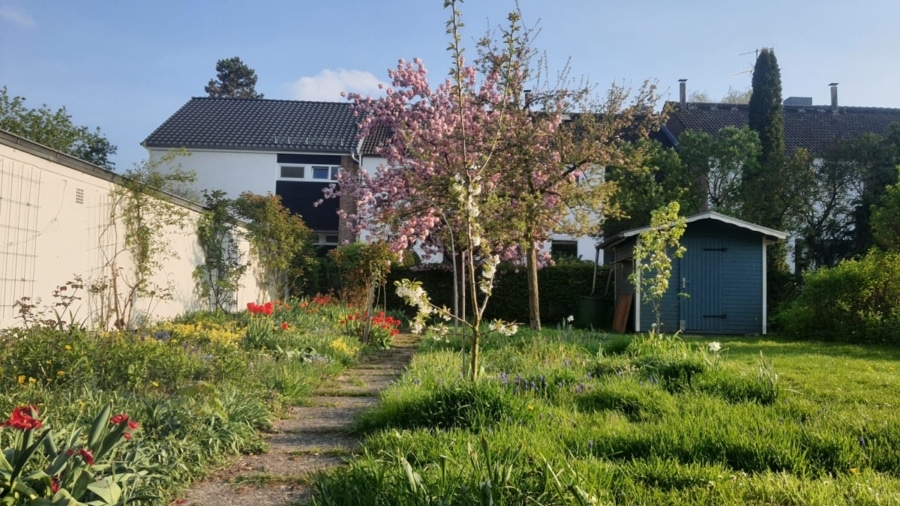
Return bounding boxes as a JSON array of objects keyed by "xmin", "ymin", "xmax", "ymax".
[{"xmin": 176, "ymin": 333, "xmax": 418, "ymax": 505}]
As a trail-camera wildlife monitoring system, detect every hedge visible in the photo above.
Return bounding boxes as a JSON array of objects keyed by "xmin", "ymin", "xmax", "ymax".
[{"xmin": 383, "ymin": 261, "xmax": 612, "ymax": 326}]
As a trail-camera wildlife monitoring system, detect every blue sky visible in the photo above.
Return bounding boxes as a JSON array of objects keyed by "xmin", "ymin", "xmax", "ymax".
[{"xmin": 1, "ymin": 0, "xmax": 897, "ymax": 171}]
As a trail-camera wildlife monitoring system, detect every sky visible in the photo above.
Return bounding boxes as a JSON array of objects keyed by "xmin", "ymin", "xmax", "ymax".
[{"xmin": 1, "ymin": 0, "xmax": 898, "ymax": 172}]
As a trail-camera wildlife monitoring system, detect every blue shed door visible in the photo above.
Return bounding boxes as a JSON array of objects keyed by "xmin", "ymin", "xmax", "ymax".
[{"xmin": 680, "ymin": 237, "xmax": 726, "ymax": 333}]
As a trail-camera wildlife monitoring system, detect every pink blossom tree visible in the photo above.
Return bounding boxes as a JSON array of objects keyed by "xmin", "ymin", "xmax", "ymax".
[
  {"xmin": 334, "ymin": 0, "xmax": 661, "ymax": 342},
  {"xmin": 475, "ymin": 16, "xmax": 661, "ymax": 330}
]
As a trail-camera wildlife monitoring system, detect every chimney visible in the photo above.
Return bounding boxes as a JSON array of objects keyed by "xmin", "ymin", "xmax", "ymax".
[
  {"xmin": 829, "ymin": 83, "xmax": 839, "ymax": 113},
  {"xmin": 679, "ymin": 79, "xmax": 687, "ymax": 109}
]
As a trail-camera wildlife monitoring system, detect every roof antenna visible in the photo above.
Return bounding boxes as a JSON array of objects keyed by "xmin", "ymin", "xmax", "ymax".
[
  {"xmin": 731, "ymin": 46, "xmax": 774, "ymax": 77},
  {"xmin": 730, "ymin": 50, "xmax": 756, "ymax": 77}
]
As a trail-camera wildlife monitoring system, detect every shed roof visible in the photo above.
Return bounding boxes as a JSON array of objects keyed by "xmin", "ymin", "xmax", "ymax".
[
  {"xmin": 143, "ymin": 97, "xmax": 363, "ymax": 154},
  {"xmin": 598, "ymin": 211, "xmax": 789, "ymax": 250},
  {"xmin": 663, "ymin": 101, "xmax": 900, "ymax": 155}
]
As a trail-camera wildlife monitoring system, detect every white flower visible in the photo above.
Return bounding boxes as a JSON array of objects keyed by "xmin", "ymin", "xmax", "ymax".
[
  {"xmin": 567, "ymin": 315, "xmax": 575, "ymax": 323},
  {"xmin": 708, "ymin": 341, "xmax": 721, "ymax": 353},
  {"xmin": 488, "ymin": 319, "xmax": 519, "ymax": 337}
]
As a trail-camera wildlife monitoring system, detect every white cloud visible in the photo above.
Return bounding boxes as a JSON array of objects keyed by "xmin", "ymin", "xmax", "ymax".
[
  {"xmin": 288, "ymin": 69, "xmax": 386, "ymax": 101},
  {"xmin": 0, "ymin": 4, "xmax": 34, "ymax": 27}
]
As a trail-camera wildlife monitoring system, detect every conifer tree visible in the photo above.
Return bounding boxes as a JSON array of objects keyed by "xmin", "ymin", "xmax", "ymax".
[
  {"xmin": 744, "ymin": 48, "xmax": 785, "ymax": 229},
  {"xmin": 205, "ymin": 57, "xmax": 264, "ymax": 99}
]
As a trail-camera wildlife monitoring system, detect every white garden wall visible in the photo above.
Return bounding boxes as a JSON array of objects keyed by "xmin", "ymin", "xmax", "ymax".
[{"xmin": 0, "ymin": 132, "xmax": 263, "ymax": 330}]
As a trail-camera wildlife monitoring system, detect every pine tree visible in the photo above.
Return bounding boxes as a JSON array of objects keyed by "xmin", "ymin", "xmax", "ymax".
[{"xmin": 205, "ymin": 57, "xmax": 264, "ymax": 99}]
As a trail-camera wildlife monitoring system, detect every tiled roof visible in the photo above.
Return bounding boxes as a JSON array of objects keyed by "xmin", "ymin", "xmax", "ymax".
[
  {"xmin": 664, "ymin": 101, "xmax": 900, "ymax": 155},
  {"xmin": 143, "ymin": 97, "xmax": 362, "ymax": 154}
]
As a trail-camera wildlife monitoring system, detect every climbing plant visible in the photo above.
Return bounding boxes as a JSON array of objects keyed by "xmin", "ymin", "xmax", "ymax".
[
  {"xmin": 194, "ymin": 189, "xmax": 248, "ymax": 311},
  {"xmin": 95, "ymin": 150, "xmax": 195, "ymax": 329}
]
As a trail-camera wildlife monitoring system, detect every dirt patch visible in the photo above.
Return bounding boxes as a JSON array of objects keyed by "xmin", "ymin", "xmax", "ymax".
[{"xmin": 174, "ymin": 334, "xmax": 417, "ymax": 505}]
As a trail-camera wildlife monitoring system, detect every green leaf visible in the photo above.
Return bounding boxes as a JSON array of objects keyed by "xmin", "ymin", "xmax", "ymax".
[
  {"xmin": 0, "ymin": 450, "xmax": 13, "ymax": 471},
  {"xmin": 68, "ymin": 468, "xmax": 93, "ymax": 501},
  {"xmin": 86, "ymin": 478, "xmax": 121, "ymax": 505},
  {"xmin": 45, "ymin": 449, "xmax": 71, "ymax": 477},
  {"xmin": 87, "ymin": 405, "xmax": 112, "ymax": 451},
  {"xmin": 41, "ymin": 429, "xmax": 58, "ymax": 458}
]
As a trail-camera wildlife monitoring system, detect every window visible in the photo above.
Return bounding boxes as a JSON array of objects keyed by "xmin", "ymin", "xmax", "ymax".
[
  {"xmin": 281, "ymin": 166, "xmax": 305, "ymax": 178},
  {"xmin": 550, "ymin": 240, "xmax": 578, "ymax": 260},
  {"xmin": 280, "ymin": 164, "xmax": 339, "ymax": 181},
  {"xmin": 316, "ymin": 233, "xmax": 340, "ymax": 245},
  {"xmin": 312, "ymin": 166, "xmax": 340, "ymax": 180}
]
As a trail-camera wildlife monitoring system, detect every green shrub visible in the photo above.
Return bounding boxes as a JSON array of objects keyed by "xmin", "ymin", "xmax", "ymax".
[{"xmin": 777, "ymin": 250, "xmax": 900, "ymax": 344}]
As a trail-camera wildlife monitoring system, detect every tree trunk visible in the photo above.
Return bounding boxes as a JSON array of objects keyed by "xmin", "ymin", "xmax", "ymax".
[
  {"xmin": 526, "ymin": 245, "xmax": 541, "ymax": 331},
  {"xmin": 469, "ymin": 327, "xmax": 480, "ymax": 381}
]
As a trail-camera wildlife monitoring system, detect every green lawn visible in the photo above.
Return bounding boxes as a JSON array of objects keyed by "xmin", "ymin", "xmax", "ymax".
[{"xmin": 311, "ymin": 329, "xmax": 900, "ymax": 505}]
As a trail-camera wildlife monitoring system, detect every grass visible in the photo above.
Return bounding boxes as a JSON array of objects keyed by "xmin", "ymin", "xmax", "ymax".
[{"xmin": 309, "ymin": 328, "xmax": 900, "ymax": 505}]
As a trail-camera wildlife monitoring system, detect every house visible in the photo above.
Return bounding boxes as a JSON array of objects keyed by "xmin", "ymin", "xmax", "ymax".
[
  {"xmin": 657, "ymin": 81, "xmax": 900, "ymax": 270},
  {"xmin": 600, "ymin": 212, "xmax": 788, "ymax": 335},
  {"xmin": 143, "ymin": 98, "xmax": 370, "ymax": 250},
  {"xmin": 660, "ymin": 81, "xmax": 900, "ymax": 155},
  {"xmin": 143, "ymin": 97, "xmax": 598, "ymax": 259}
]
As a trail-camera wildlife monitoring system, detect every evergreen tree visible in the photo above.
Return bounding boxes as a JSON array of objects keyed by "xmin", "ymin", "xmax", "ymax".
[
  {"xmin": 205, "ymin": 57, "xmax": 264, "ymax": 99},
  {"xmin": 744, "ymin": 48, "xmax": 786, "ymax": 229},
  {"xmin": 748, "ymin": 48, "xmax": 785, "ymax": 172}
]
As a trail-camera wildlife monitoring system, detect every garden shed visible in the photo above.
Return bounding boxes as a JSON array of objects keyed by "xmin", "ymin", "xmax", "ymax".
[{"xmin": 599, "ymin": 212, "xmax": 788, "ymax": 335}]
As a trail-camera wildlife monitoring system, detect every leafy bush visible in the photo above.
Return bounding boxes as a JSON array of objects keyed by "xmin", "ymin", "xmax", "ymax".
[{"xmin": 777, "ymin": 250, "xmax": 900, "ymax": 343}]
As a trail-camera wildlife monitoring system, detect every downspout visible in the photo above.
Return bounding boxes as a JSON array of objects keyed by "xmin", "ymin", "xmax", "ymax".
[
  {"xmin": 634, "ymin": 237, "xmax": 641, "ymax": 333},
  {"xmin": 762, "ymin": 236, "xmax": 769, "ymax": 335},
  {"xmin": 351, "ymin": 137, "xmax": 364, "ymax": 166}
]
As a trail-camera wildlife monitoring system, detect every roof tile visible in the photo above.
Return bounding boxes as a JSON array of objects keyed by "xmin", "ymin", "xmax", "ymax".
[
  {"xmin": 664, "ymin": 101, "xmax": 900, "ymax": 154},
  {"xmin": 143, "ymin": 97, "xmax": 360, "ymax": 153}
]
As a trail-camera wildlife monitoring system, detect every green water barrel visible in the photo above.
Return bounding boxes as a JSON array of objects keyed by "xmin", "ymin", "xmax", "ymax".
[{"xmin": 576, "ymin": 295, "xmax": 613, "ymax": 329}]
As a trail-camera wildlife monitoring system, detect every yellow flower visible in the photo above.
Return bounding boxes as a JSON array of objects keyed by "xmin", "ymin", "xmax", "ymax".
[
  {"xmin": 64, "ymin": 344, "xmax": 72, "ymax": 351},
  {"xmin": 849, "ymin": 467, "xmax": 858, "ymax": 474},
  {"xmin": 151, "ymin": 381, "xmax": 159, "ymax": 388},
  {"xmin": 56, "ymin": 371, "xmax": 65, "ymax": 377},
  {"xmin": 527, "ymin": 405, "xmax": 534, "ymax": 411},
  {"xmin": 17, "ymin": 375, "xmax": 25, "ymax": 385},
  {"xmin": 28, "ymin": 377, "xmax": 36, "ymax": 384}
]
